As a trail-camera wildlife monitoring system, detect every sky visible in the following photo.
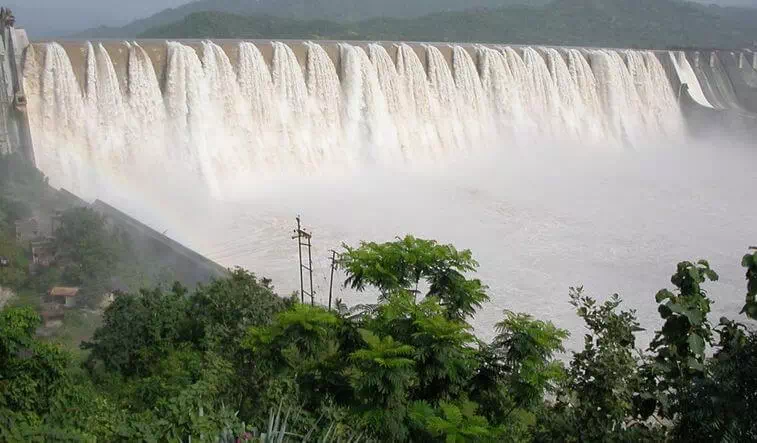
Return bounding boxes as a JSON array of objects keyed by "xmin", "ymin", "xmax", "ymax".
[{"xmin": 9, "ymin": 0, "xmax": 757, "ymax": 37}]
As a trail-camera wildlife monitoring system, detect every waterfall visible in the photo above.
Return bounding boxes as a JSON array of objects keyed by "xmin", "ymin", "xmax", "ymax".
[
  {"xmin": 396, "ymin": 44, "xmax": 441, "ymax": 158},
  {"xmin": 271, "ymin": 41, "xmax": 312, "ymax": 168},
  {"xmin": 305, "ymin": 42, "xmax": 343, "ymax": 165},
  {"xmin": 565, "ymin": 48, "xmax": 606, "ymax": 143},
  {"xmin": 22, "ymin": 40, "xmax": 687, "ymax": 199},
  {"xmin": 479, "ymin": 46, "xmax": 528, "ymax": 138},
  {"xmin": 629, "ymin": 51, "xmax": 685, "ymax": 138},
  {"xmin": 544, "ymin": 48, "xmax": 587, "ymax": 140},
  {"xmin": 425, "ymin": 45, "xmax": 465, "ymax": 154},
  {"xmin": 590, "ymin": 50, "xmax": 646, "ymax": 146},
  {"xmin": 29, "ymin": 43, "xmax": 91, "ymax": 193},
  {"xmin": 669, "ymin": 51, "xmax": 713, "ymax": 109},
  {"xmin": 126, "ymin": 42, "xmax": 168, "ymax": 165},
  {"xmin": 368, "ymin": 43, "xmax": 413, "ymax": 157},
  {"xmin": 452, "ymin": 46, "xmax": 489, "ymax": 147}
]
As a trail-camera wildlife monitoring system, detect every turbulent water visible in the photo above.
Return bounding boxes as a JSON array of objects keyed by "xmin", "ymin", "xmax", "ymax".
[{"xmin": 21, "ymin": 40, "xmax": 756, "ymax": 343}]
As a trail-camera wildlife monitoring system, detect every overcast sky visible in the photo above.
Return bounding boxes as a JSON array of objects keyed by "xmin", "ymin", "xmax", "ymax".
[{"xmin": 9, "ymin": 0, "xmax": 757, "ymax": 37}]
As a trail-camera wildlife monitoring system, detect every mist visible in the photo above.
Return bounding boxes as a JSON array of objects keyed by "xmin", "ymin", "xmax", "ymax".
[{"xmin": 87, "ymin": 133, "xmax": 757, "ymax": 350}]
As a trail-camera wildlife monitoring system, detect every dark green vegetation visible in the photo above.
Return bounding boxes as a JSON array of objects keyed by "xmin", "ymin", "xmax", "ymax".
[
  {"xmin": 2, "ymin": 226, "xmax": 757, "ymax": 440},
  {"xmin": 82, "ymin": 0, "xmax": 757, "ymax": 49},
  {"xmin": 0, "ymin": 154, "xmax": 183, "ymax": 309},
  {"xmin": 0, "ymin": 152, "xmax": 224, "ymax": 357}
]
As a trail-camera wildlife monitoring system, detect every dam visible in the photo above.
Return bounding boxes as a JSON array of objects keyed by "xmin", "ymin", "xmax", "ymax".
[
  {"xmin": 11, "ymin": 36, "xmax": 757, "ymax": 198},
  {"xmin": 7, "ymin": 38, "xmax": 723, "ymax": 198},
  {"xmin": 3, "ymin": 22, "xmax": 757, "ymax": 342}
]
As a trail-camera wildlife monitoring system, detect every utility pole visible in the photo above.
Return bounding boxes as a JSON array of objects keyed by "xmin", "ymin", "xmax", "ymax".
[
  {"xmin": 292, "ymin": 216, "xmax": 315, "ymax": 305},
  {"xmin": 328, "ymin": 250, "xmax": 338, "ymax": 311}
]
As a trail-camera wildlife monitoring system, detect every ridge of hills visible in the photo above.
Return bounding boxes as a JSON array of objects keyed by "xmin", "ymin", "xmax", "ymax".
[{"xmin": 125, "ymin": 0, "xmax": 757, "ymax": 49}]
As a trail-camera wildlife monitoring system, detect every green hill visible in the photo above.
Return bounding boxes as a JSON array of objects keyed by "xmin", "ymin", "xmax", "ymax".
[
  {"xmin": 137, "ymin": 0, "xmax": 757, "ymax": 49},
  {"xmin": 76, "ymin": 0, "xmax": 548, "ymax": 38}
]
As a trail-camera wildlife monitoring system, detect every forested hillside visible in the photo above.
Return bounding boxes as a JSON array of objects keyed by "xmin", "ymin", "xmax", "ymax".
[
  {"xmin": 77, "ymin": 0, "xmax": 548, "ymax": 38},
  {"xmin": 137, "ymin": 0, "xmax": 757, "ymax": 49}
]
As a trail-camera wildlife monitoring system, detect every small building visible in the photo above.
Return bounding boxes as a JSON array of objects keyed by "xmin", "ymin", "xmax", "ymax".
[
  {"xmin": 0, "ymin": 256, "xmax": 9, "ymax": 267},
  {"xmin": 48, "ymin": 287, "xmax": 79, "ymax": 308}
]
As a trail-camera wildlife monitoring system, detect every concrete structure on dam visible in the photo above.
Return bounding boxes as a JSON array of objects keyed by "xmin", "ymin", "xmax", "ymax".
[{"xmin": 0, "ymin": 10, "xmax": 33, "ymax": 161}]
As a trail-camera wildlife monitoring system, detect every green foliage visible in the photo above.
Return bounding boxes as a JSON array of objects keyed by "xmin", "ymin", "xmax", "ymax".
[
  {"xmin": 410, "ymin": 400, "xmax": 494, "ymax": 442},
  {"xmin": 340, "ymin": 235, "xmax": 489, "ymax": 320},
  {"xmin": 741, "ymin": 248, "xmax": 757, "ymax": 319},
  {"xmin": 492, "ymin": 311, "xmax": 568, "ymax": 408},
  {"xmin": 53, "ymin": 207, "xmax": 120, "ymax": 289},
  {"xmin": 190, "ymin": 268, "xmax": 284, "ymax": 357},
  {"xmin": 4, "ymin": 232, "xmax": 757, "ymax": 442},
  {"xmin": 537, "ymin": 289, "xmax": 652, "ymax": 442},
  {"xmin": 346, "ymin": 328, "xmax": 416, "ymax": 441},
  {"xmin": 670, "ymin": 326, "xmax": 757, "ymax": 442},
  {"xmin": 246, "ymin": 304, "xmax": 341, "ymax": 373},
  {"xmin": 651, "ymin": 260, "xmax": 718, "ymax": 381},
  {"xmin": 0, "ymin": 232, "xmax": 29, "ymax": 289},
  {"xmin": 0, "ymin": 307, "xmax": 71, "ymax": 415},
  {"xmin": 82, "ymin": 283, "xmax": 191, "ymax": 377}
]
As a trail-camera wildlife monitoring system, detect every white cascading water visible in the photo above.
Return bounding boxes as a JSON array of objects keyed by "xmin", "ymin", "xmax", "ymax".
[
  {"xmin": 367, "ymin": 43, "xmax": 414, "ymax": 159},
  {"xmin": 271, "ymin": 41, "xmax": 312, "ymax": 169},
  {"xmin": 479, "ymin": 46, "xmax": 531, "ymax": 139},
  {"xmin": 340, "ymin": 44, "xmax": 400, "ymax": 165},
  {"xmin": 305, "ymin": 41, "xmax": 344, "ymax": 166},
  {"xmin": 424, "ymin": 45, "xmax": 466, "ymax": 154},
  {"xmin": 522, "ymin": 47, "xmax": 564, "ymax": 138},
  {"xmin": 544, "ymin": 48, "xmax": 589, "ymax": 140},
  {"xmin": 565, "ymin": 48, "xmax": 607, "ymax": 144},
  {"xmin": 126, "ymin": 42, "xmax": 168, "ymax": 165},
  {"xmin": 22, "ymin": 40, "xmax": 688, "ymax": 198},
  {"xmin": 669, "ymin": 51, "xmax": 714, "ymax": 109},
  {"xmin": 395, "ymin": 43, "xmax": 442, "ymax": 159},
  {"xmin": 451, "ymin": 46, "xmax": 489, "ymax": 148},
  {"xmin": 26, "ymin": 43, "xmax": 91, "ymax": 193},
  {"xmin": 630, "ymin": 51, "xmax": 685, "ymax": 138},
  {"xmin": 590, "ymin": 49, "xmax": 647, "ymax": 147},
  {"xmin": 86, "ymin": 42, "xmax": 128, "ymax": 174}
]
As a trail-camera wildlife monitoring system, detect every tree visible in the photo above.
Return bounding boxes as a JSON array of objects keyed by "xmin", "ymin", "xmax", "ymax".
[
  {"xmin": 346, "ymin": 328, "xmax": 417, "ymax": 441},
  {"xmin": 54, "ymin": 208, "xmax": 126, "ymax": 303},
  {"xmin": 0, "ymin": 307, "xmax": 71, "ymax": 417},
  {"xmin": 339, "ymin": 236, "xmax": 489, "ymax": 321},
  {"xmin": 671, "ymin": 326, "xmax": 757, "ymax": 442},
  {"xmin": 536, "ymin": 288, "xmax": 653, "ymax": 442},
  {"xmin": 491, "ymin": 311, "xmax": 568, "ymax": 410},
  {"xmin": 741, "ymin": 248, "xmax": 757, "ymax": 319},
  {"xmin": 0, "ymin": 232, "xmax": 28, "ymax": 289},
  {"xmin": 189, "ymin": 268, "xmax": 285, "ymax": 358},
  {"xmin": 642, "ymin": 259, "xmax": 720, "ymax": 426},
  {"xmin": 410, "ymin": 399, "xmax": 495, "ymax": 442},
  {"xmin": 82, "ymin": 284, "xmax": 191, "ymax": 377}
]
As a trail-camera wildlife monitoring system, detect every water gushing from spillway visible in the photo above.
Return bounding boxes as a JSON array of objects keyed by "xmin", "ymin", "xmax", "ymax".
[{"xmin": 23, "ymin": 40, "xmax": 685, "ymax": 198}]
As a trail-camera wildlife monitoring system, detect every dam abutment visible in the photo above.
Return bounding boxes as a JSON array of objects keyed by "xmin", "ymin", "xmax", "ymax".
[{"xmin": 0, "ymin": 16, "xmax": 34, "ymax": 163}]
